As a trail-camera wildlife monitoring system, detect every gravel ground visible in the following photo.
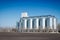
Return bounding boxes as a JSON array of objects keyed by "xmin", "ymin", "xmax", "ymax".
[{"xmin": 0, "ymin": 32, "xmax": 60, "ymax": 40}]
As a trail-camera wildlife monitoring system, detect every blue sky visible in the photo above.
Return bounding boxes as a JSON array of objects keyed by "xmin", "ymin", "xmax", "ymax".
[{"xmin": 0, "ymin": 0, "xmax": 60, "ymax": 28}]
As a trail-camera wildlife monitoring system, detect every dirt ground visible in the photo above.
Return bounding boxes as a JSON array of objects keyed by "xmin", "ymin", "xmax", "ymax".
[{"xmin": 0, "ymin": 32, "xmax": 60, "ymax": 40}]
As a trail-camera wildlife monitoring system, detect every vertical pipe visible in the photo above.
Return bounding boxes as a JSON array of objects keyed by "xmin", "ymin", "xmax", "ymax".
[
  {"xmin": 42, "ymin": 17, "xmax": 45, "ymax": 29},
  {"xmin": 30, "ymin": 18, "xmax": 33, "ymax": 29},
  {"xmin": 24, "ymin": 19, "xmax": 27, "ymax": 29},
  {"xmin": 36, "ymin": 18, "xmax": 39, "ymax": 29},
  {"xmin": 50, "ymin": 17, "xmax": 53, "ymax": 29},
  {"xmin": 54, "ymin": 18, "xmax": 57, "ymax": 29}
]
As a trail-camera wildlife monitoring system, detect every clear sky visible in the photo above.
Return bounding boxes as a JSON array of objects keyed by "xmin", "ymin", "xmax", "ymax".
[{"xmin": 0, "ymin": 0, "xmax": 60, "ymax": 28}]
